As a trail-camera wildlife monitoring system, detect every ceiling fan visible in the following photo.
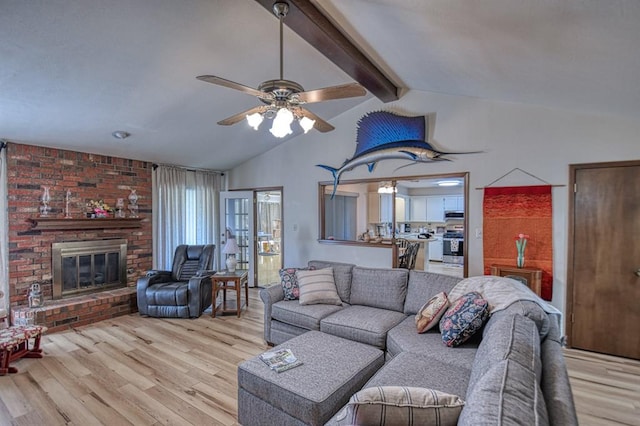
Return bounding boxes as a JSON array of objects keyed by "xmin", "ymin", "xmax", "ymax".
[{"xmin": 196, "ymin": 1, "xmax": 367, "ymax": 137}]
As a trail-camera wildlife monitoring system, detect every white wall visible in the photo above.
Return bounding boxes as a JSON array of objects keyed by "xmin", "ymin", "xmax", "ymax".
[{"xmin": 229, "ymin": 89, "xmax": 640, "ymax": 313}]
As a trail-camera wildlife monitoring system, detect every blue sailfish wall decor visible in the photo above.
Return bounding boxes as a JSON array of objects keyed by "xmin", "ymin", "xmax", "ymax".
[{"xmin": 317, "ymin": 111, "xmax": 480, "ymax": 197}]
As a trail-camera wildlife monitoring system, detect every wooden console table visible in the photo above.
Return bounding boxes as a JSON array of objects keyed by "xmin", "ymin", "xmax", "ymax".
[
  {"xmin": 211, "ymin": 270, "xmax": 249, "ymax": 318},
  {"xmin": 490, "ymin": 264, "xmax": 542, "ymax": 297}
]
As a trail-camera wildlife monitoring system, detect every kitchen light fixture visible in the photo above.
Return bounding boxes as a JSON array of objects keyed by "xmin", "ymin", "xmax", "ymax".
[
  {"xmin": 378, "ymin": 182, "xmax": 397, "ymax": 194},
  {"xmin": 437, "ymin": 180, "xmax": 460, "ymax": 187}
]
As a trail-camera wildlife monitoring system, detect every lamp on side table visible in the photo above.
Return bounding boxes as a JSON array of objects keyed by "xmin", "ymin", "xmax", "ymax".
[{"xmin": 222, "ymin": 237, "xmax": 240, "ymax": 272}]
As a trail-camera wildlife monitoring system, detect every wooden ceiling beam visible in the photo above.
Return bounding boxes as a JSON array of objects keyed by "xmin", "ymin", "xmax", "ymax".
[{"xmin": 254, "ymin": 0, "xmax": 400, "ymax": 103}]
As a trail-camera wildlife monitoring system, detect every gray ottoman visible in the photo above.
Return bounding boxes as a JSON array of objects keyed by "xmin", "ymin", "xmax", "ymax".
[{"xmin": 238, "ymin": 331, "xmax": 384, "ymax": 426}]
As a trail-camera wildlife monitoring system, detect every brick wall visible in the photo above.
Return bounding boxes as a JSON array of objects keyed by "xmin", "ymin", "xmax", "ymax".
[{"xmin": 6, "ymin": 143, "xmax": 153, "ymax": 317}]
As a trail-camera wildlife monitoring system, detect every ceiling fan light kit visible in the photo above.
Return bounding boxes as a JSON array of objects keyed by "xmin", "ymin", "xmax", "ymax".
[
  {"xmin": 196, "ymin": 1, "xmax": 366, "ymax": 138},
  {"xmin": 270, "ymin": 107, "xmax": 295, "ymax": 137}
]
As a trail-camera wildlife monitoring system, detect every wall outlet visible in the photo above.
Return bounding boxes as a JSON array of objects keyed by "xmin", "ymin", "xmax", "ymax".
[{"xmin": 475, "ymin": 228, "xmax": 483, "ymax": 239}]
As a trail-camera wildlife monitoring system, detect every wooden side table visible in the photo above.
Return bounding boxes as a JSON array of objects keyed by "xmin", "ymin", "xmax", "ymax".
[
  {"xmin": 490, "ymin": 264, "xmax": 542, "ymax": 297},
  {"xmin": 211, "ymin": 270, "xmax": 249, "ymax": 318}
]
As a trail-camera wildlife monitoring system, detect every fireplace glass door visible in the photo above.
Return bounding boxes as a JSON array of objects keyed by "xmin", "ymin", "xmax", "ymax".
[{"xmin": 53, "ymin": 239, "xmax": 127, "ymax": 298}]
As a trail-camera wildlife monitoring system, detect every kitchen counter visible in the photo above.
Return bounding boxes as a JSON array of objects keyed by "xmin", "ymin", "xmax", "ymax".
[
  {"xmin": 359, "ymin": 236, "xmax": 438, "ymax": 271},
  {"xmin": 396, "ymin": 236, "xmax": 436, "ymax": 271}
]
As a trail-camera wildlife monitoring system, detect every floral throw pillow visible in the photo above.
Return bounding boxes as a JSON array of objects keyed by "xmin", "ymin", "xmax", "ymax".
[
  {"xmin": 415, "ymin": 292, "xmax": 450, "ymax": 333},
  {"xmin": 279, "ymin": 267, "xmax": 315, "ymax": 300},
  {"xmin": 440, "ymin": 291, "xmax": 489, "ymax": 347}
]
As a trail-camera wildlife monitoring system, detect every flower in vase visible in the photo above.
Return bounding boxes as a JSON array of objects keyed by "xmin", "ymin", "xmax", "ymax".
[{"xmin": 514, "ymin": 233, "xmax": 529, "ymax": 267}]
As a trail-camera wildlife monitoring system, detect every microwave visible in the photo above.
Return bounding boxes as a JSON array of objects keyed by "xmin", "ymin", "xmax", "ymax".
[{"xmin": 444, "ymin": 211, "xmax": 464, "ymax": 220}]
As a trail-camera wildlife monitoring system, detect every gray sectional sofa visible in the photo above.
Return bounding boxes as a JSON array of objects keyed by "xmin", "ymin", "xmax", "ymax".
[{"xmin": 254, "ymin": 260, "xmax": 578, "ymax": 425}]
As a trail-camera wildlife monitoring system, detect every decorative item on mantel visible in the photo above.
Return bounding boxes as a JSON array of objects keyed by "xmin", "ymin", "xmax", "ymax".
[
  {"xmin": 128, "ymin": 189, "xmax": 139, "ymax": 218},
  {"xmin": 40, "ymin": 186, "xmax": 51, "ymax": 217},
  {"xmin": 223, "ymin": 230, "xmax": 240, "ymax": 272},
  {"xmin": 87, "ymin": 199, "xmax": 112, "ymax": 218},
  {"xmin": 64, "ymin": 189, "xmax": 72, "ymax": 219},
  {"xmin": 115, "ymin": 198, "xmax": 125, "ymax": 218},
  {"xmin": 515, "ymin": 233, "xmax": 529, "ymax": 268}
]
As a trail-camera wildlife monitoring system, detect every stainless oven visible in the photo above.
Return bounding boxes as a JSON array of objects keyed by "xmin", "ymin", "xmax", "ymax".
[{"xmin": 442, "ymin": 232, "xmax": 464, "ymax": 265}]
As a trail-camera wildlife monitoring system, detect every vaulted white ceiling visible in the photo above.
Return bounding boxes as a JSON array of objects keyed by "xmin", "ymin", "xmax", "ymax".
[{"xmin": 2, "ymin": 0, "xmax": 639, "ymax": 170}]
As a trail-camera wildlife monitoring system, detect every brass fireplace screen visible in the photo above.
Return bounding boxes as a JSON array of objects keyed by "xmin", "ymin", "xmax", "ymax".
[{"xmin": 52, "ymin": 239, "xmax": 127, "ymax": 299}]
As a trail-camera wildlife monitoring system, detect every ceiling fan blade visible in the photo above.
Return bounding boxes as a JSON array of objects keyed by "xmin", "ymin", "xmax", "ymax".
[
  {"xmin": 296, "ymin": 83, "xmax": 366, "ymax": 104},
  {"xmin": 196, "ymin": 75, "xmax": 267, "ymax": 99},
  {"xmin": 217, "ymin": 106, "xmax": 267, "ymax": 126},
  {"xmin": 298, "ymin": 108, "xmax": 335, "ymax": 133}
]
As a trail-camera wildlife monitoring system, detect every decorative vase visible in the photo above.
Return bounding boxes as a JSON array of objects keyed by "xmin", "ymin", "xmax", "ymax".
[
  {"xmin": 515, "ymin": 233, "xmax": 528, "ymax": 269},
  {"xmin": 226, "ymin": 255, "xmax": 237, "ymax": 272},
  {"xmin": 115, "ymin": 198, "xmax": 125, "ymax": 218}
]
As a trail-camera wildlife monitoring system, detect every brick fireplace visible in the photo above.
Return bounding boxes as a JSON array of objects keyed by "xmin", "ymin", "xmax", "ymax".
[{"xmin": 6, "ymin": 143, "xmax": 153, "ymax": 331}]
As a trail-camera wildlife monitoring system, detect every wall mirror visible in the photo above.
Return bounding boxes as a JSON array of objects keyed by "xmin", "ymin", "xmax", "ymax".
[{"xmin": 319, "ymin": 172, "xmax": 469, "ymax": 276}]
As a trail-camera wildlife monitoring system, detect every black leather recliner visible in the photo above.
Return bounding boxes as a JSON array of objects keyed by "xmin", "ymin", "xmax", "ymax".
[{"xmin": 137, "ymin": 244, "xmax": 215, "ymax": 318}]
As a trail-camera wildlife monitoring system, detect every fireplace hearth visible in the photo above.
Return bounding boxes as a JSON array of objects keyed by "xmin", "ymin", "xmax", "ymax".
[{"xmin": 52, "ymin": 239, "xmax": 127, "ymax": 299}]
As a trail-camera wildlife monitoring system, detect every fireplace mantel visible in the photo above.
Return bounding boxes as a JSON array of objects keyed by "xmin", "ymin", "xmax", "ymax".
[{"xmin": 28, "ymin": 217, "xmax": 143, "ymax": 231}]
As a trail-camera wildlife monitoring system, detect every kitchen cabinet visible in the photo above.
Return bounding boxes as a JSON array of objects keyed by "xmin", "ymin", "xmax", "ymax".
[
  {"xmin": 426, "ymin": 195, "xmax": 464, "ymax": 222},
  {"xmin": 380, "ymin": 194, "xmax": 393, "ymax": 222},
  {"xmin": 429, "ymin": 236, "xmax": 443, "ymax": 261},
  {"xmin": 409, "ymin": 196, "xmax": 427, "ymax": 221},
  {"xmin": 444, "ymin": 195, "xmax": 464, "ymax": 211},
  {"xmin": 395, "ymin": 195, "xmax": 407, "ymax": 222},
  {"xmin": 367, "ymin": 193, "xmax": 379, "ymax": 223},
  {"xmin": 426, "ymin": 196, "xmax": 444, "ymax": 222},
  {"xmin": 368, "ymin": 193, "xmax": 393, "ymax": 223}
]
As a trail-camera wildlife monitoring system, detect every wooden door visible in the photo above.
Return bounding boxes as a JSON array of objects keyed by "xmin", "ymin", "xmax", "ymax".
[{"xmin": 568, "ymin": 161, "xmax": 640, "ymax": 360}]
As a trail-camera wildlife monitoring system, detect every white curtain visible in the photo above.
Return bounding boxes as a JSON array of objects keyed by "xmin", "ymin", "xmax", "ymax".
[
  {"xmin": 0, "ymin": 143, "xmax": 8, "ymax": 320},
  {"xmin": 152, "ymin": 165, "xmax": 224, "ymax": 271}
]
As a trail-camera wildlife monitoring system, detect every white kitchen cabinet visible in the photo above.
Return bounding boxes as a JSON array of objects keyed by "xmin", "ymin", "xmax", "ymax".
[
  {"xmin": 427, "ymin": 195, "xmax": 464, "ymax": 222},
  {"xmin": 426, "ymin": 196, "xmax": 444, "ymax": 222},
  {"xmin": 429, "ymin": 237, "xmax": 444, "ymax": 261},
  {"xmin": 368, "ymin": 193, "xmax": 393, "ymax": 223},
  {"xmin": 380, "ymin": 194, "xmax": 393, "ymax": 222},
  {"xmin": 395, "ymin": 195, "xmax": 407, "ymax": 222},
  {"xmin": 444, "ymin": 195, "xmax": 464, "ymax": 211},
  {"xmin": 409, "ymin": 196, "xmax": 427, "ymax": 221}
]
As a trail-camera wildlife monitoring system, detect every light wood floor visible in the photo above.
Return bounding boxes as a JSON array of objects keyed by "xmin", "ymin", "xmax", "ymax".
[
  {"xmin": 1, "ymin": 288, "xmax": 638, "ymax": 425},
  {"xmin": 565, "ymin": 348, "xmax": 640, "ymax": 426}
]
